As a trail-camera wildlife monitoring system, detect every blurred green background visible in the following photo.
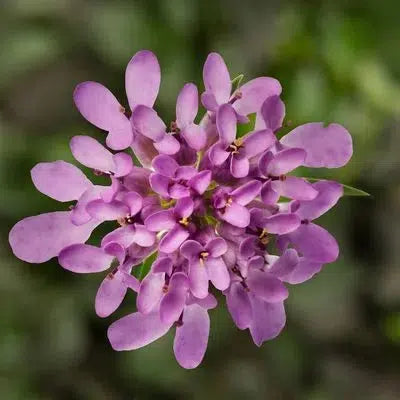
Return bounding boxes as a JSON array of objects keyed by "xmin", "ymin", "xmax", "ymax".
[{"xmin": 1, "ymin": 0, "xmax": 399, "ymax": 399}]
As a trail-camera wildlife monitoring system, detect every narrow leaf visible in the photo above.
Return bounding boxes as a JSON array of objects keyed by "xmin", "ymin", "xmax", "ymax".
[
  {"xmin": 136, "ymin": 251, "xmax": 158, "ymax": 280},
  {"xmin": 231, "ymin": 74, "xmax": 244, "ymax": 92},
  {"xmin": 304, "ymin": 178, "xmax": 370, "ymax": 197}
]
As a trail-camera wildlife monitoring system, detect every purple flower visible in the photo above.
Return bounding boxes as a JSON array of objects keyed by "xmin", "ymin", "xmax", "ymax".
[
  {"xmin": 212, "ymin": 180, "xmax": 262, "ymax": 227},
  {"xmin": 150, "ymin": 154, "xmax": 211, "ymax": 199},
  {"xmin": 74, "ymin": 50, "xmax": 161, "ymax": 152},
  {"xmin": 209, "ymin": 104, "xmax": 275, "ymax": 178},
  {"xmin": 144, "ymin": 197, "xmax": 194, "ymax": 253},
  {"xmin": 201, "ymin": 52, "xmax": 282, "ymax": 119},
  {"xmin": 277, "ymin": 180, "xmax": 343, "ymax": 283},
  {"xmin": 59, "ymin": 242, "xmax": 140, "ymax": 317},
  {"xmin": 9, "ymin": 50, "xmax": 355, "ymax": 369},
  {"xmin": 181, "ymin": 237, "xmax": 230, "ymax": 298},
  {"xmin": 225, "ymin": 252, "xmax": 291, "ymax": 345}
]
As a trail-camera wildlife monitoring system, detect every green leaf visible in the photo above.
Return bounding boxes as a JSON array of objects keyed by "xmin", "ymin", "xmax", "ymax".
[
  {"xmin": 231, "ymin": 73, "xmax": 244, "ymax": 92},
  {"xmin": 304, "ymin": 178, "xmax": 370, "ymax": 197},
  {"xmin": 136, "ymin": 252, "xmax": 158, "ymax": 281},
  {"xmin": 237, "ymin": 113, "xmax": 256, "ymax": 138}
]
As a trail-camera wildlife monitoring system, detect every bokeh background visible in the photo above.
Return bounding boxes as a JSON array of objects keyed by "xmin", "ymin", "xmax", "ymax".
[{"xmin": 1, "ymin": 0, "xmax": 400, "ymax": 399}]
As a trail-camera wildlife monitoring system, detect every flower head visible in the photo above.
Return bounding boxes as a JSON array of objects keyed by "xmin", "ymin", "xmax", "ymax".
[{"xmin": 9, "ymin": 50, "xmax": 354, "ymax": 369}]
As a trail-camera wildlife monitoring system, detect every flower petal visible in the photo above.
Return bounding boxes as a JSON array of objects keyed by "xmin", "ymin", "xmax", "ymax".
[
  {"xmin": 188, "ymin": 170, "xmax": 212, "ymax": 195},
  {"xmin": 152, "ymin": 256, "xmax": 174, "ymax": 275},
  {"xmin": 137, "ymin": 272, "xmax": 164, "ymax": 314},
  {"xmin": 175, "ymin": 166, "xmax": 197, "ymax": 180},
  {"xmin": 86, "ymin": 199, "xmax": 129, "ymax": 221},
  {"xmin": 180, "ymin": 240, "xmax": 203, "ymax": 259},
  {"xmin": 149, "ymin": 173, "xmax": 170, "ymax": 198},
  {"xmin": 132, "ymin": 224, "xmax": 156, "ymax": 247},
  {"xmin": 239, "ymin": 236, "xmax": 257, "ymax": 260},
  {"xmin": 249, "ymin": 296, "xmax": 286, "ymax": 346},
  {"xmin": 187, "ymin": 293, "xmax": 218, "ymax": 310},
  {"xmin": 123, "ymin": 191, "xmax": 143, "ymax": 217},
  {"xmin": 295, "ymin": 180, "xmax": 343, "ymax": 221},
  {"xmin": 188, "ymin": 260, "xmax": 209, "ymax": 299},
  {"xmin": 95, "ymin": 270, "xmax": 128, "ymax": 317},
  {"xmin": 230, "ymin": 154, "xmax": 249, "ymax": 178},
  {"xmin": 247, "ymin": 270, "xmax": 288, "ymax": 302},
  {"xmin": 231, "ymin": 180, "xmax": 262, "ymax": 206},
  {"xmin": 145, "ymin": 210, "xmax": 176, "ymax": 232},
  {"xmin": 31, "ymin": 161, "xmax": 91, "ymax": 202},
  {"xmin": 267, "ymin": 148, "xmax": 306, "ymax": 176},
  {"xmin": 283, "ymin": 258, "xmax": 323, "ymax": 284},
  {"xmin": 169, "ymin": 183, "xmax": 191, "ymax": 199},
  {"xmin": 113, "ymin": 152, "xmax": 133, "ymax": 177},
  {"xmin": 101, "ymin": 225, "xmax": 137, "ymax": 249},
  {"xmin": 105, "ymin": 124, "xmax": 133, "ymax": 151},
  {"xmin": 9, "ymin": 211, "xmax": 99, "ymax": 263},
  {"xmin": 152, "ymin": 154, "xmax": 179, "ymax": 178},
  {"xmin": 73, "ymin": 81, "xmax": 130, "ymax": 141},
  {"xmin": 130, "ymin": 131, "xmax": 159, "ymax": 168},
  {"xmin": 233, "ymin": 77, "xmax": 282, "ymax": 116},
  {"xmin": 205, "ymin": 237, "xmax": 227, "ymax": 258},
  {"xmin": 181, "ymin": 124, "xmax": 207, "ymax": 151},
  {"xmin": 267, "ymin": 248, "xmax": 299, "ymax": 278},
  {"xmin": 208, "ymin": 142, "xmax": 230, "ymax": 166},
  {"xmin": 216, "ymin": 104, "xmax": 236, "ymax": 146},
  {"xmin": 200, "ymin": 91, "xmax": 219, "ymax": 112},
  {"xmin": 125, "ymin": 50, "xmax": 161, "ymax": 109},
  {"xmin": 153, "ymin": 134, "xmax": 180, "ymax": 155},
  {"xmin": 271, "ymin": 176, "xmax": 318, "ymax": 201},
  {"xmin": 242, "ymin": 129, "xmax": 275, "ymax": 158},
  {"xmin": 71, "ymin": 185, "xmax": 104, "ymax": 225},
  {"xmin": 203, "ymin": 52, "xmax": 231, "ymax": 105},
  {"xmin": 260, "ymin": 95, "xmax": 285, "ymax": 131},
  {"xmin": 283, "ymin": 223, "xmax": 339, "ymax": 263},
  {"xmin": 100, "ymin": 177, "xmax": 121, "ymax": 203},
  {"xmin": 261, "ymin": 180, "xmax": 280, "ymax": 205},
  {"xmin": 262, "ymin": 213, "xmax": 301, "ymax": 234},
  {"xmin": 176, "ymin": 83, "xmax": 198, "ymax": 128},
  {"xmin": 220, "ymin": 202, "xmax": 250, "ymax": 228},
  {"xmin": 159, "ymin": 225, "xmax": 189, "ymax": 253},
  {"xmin": 280, "ymin": 122, "xmax": 353, "ymax": 168},
  {"xmin": 205, "ymin": 256, "xmax": 230, "ymax": 291},
  {"xmin": 70, "ymin": 136, "xmax": 115, "ymax": 172},
  {"xmin": 160, "ymin": 272, "xmax": 189, "ymax": 324},
  {"xmin": 226, "ymin": 282, "xmax": 252, "ymax": 330},
  {"xmin": 108, "ymin": 311, "xmax": 171, "ymax": 351},
  {"xmin": 58, "ymin": 244, "xmax": 113, "ymax": 273},
  {"xmin": 174, "ymin": 197, "xmax": 194, "ymax": 219},
  {"xmin": 174, "ymin": 304, "xmax": 210, "ymax": 369},
  {"xmin": 131, "ymin": 105, "xmax": 166, "ymax": 142}
]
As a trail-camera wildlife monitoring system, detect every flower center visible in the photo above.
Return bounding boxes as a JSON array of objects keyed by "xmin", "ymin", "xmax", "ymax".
[
  {"xmin": 179, "ymin": 217, "xmax": 190, "ymax": 227},
  {"xmin": 199, "ymin": 251, "xmax": 209, "ymax": 266},
  {"xmin": 259, "ymin": 228, "xmax": 269, "ymax": 245},
  {"xmin": 117, "ymin": 215, "xmax": 135, "ymax": 226},
  {"xmin": 228, "ymin": 138, "xmax": 243, "ymax": 155}
]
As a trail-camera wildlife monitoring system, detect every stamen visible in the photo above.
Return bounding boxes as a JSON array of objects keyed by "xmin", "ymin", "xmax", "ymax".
[
  {"xmin": 179, "ymin": 217, "xmax": 190, "ymax": 227},
  {"xmin": 259, "ymin": 228, "xmax": 269, "ymax": 245},
  {"xmin": 170, "ymin": 121, "xmax": 180, "ymax": 133}
]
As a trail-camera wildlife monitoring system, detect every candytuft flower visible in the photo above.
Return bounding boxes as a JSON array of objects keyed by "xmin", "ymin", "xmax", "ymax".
[{"xmin": 9, "ymin": 50, "xmax": 356, "ymax": 369}]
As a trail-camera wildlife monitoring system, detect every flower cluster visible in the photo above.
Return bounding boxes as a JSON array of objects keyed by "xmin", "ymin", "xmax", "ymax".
[{"xmin": 9, "ymin": 50, "xmax": 353, "ymax": 369}]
